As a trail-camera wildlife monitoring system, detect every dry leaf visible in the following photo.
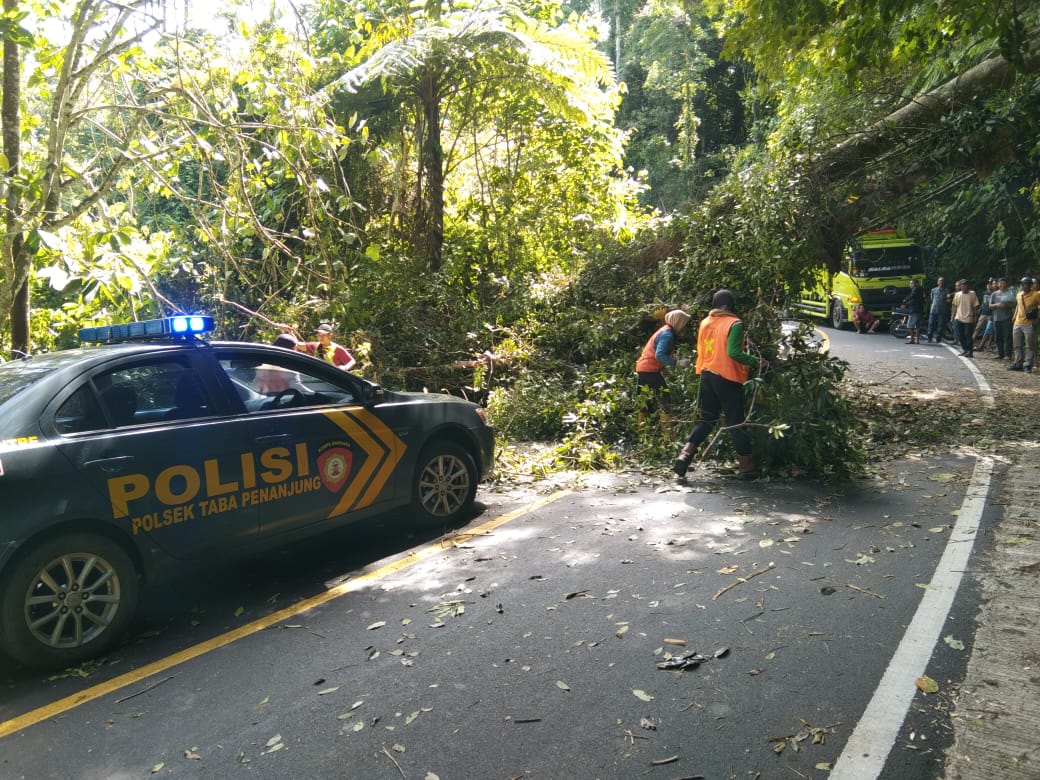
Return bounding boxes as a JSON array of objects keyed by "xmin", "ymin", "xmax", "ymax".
[
  {"xmin": 663, "ymin": 637, "xmax": 686, "ymax": 646},
  {"xmin": 718, "ymin": 564, "xmax": 740, "ymax": 574},
  {"xmin": 367, "ymin": 621, "xmax": 386, "ymax": 630},
  {"xmin": 556, "ymin": 680, "xmax": 571, "ymax": 691},
  {"xmin": 184, "ymin": 748, "xmax": 201, "ymax": 760},
  {"xmin": 318, "ymin": 686, "xmax": 339, "ymax": 695},
  {"xmin": 915, "ymin": 675, "xmax": 939, "ymax": 693},
  {"xmin": 943, "ymin": 634, "xmax": 965, "ymax": 651},
  {"xmin": 633, "ymin": 689, "xmax": 654, "ymax": 701},
  {"xmin": 151, "ymin": 763, "xmax": 165, "ymax": 773}
]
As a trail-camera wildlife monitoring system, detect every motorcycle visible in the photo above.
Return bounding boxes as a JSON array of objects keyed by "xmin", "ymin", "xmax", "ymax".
[
  {"xmin": 889, "ymin": 306, "xmax": 954, "ymax": 341},
  {"xmin": 889, "ymin": 306, "xmax": 911, "ymax": 339}
]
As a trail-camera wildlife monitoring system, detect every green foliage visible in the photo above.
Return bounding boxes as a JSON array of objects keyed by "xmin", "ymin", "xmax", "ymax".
[{"xmin": 747, "ymin": 325, "xmax": 865, "ymax": 478}]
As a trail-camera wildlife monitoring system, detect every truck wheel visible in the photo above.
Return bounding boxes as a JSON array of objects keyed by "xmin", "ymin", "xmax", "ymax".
[
  {"xmin": 0, "ymin": 534, "xmax": 139, "ymax": 669},
  {"xmin": 830, "ymin": 300, "xmax": 846, "ymax": 329},
  {"xmin": 412, "ymin": 441, "xmax": 477, "ymax": 525}
]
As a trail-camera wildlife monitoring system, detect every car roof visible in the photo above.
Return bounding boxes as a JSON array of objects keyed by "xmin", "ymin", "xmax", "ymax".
[{"xmin": 0, "ymin": 339, "xmax": 311, "ymax": 419}]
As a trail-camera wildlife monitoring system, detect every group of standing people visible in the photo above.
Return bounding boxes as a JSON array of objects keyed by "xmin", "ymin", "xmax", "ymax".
[
  {"xmin": 635, "ymin": 290, "xmax": 760, "ymax": 482},
  {"xmin": 911, "ymin": 276, "xmax": 1040, "ymax": 370}
]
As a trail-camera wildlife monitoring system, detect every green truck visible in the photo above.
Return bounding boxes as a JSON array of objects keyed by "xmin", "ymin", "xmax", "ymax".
[{"xmin": 796, "ymin": 229, "xmax": 926, "ymax": 329}]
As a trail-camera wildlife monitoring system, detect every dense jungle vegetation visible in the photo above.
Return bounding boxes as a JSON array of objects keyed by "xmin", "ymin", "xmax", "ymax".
[{"xmin": 2, "ymin": 0, "xmax": 1038, "ymax": 477}]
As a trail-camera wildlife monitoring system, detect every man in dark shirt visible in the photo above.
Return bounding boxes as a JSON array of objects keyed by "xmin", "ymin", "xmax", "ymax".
[{"xmin": 904, "ymin": 278, "xmax": 926, "ymax": 344}]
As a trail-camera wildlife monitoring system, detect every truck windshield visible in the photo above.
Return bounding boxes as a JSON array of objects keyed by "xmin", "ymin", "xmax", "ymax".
[{"xmin": 850, "ymin": 246, "xmax": 923, "ymax": 278}]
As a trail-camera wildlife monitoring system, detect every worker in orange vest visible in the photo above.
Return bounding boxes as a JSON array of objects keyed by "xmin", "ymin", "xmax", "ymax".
[
  {"xmin": 635, "ymin": 309, "xmax": 692, "ymax": 431},
  {"xmin": 673, "ymin": 289, "xmax": 760, "ymax": 480}
]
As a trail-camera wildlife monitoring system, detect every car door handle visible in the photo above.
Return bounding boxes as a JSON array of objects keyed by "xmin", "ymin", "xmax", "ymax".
[
  {"xmin": 83, "ymin": 456, "xmax": 136, "ymax": 472},
  {"xmin": 256, "ymin": 434, "xmax": 292, "ymax": 445}
]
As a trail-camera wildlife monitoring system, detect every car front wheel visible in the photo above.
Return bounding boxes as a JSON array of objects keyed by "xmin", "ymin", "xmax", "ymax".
[
  {"xmin": 412, "ymin": 441, "xmax": 477, "ymax": 525},
  {"xmin": 0, "ymin": 533, "xmax": 139, "ymax": 669}
]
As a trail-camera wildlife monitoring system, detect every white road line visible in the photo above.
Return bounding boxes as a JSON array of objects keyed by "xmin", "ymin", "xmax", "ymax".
[{"xmin": 830, "ymin": 454, "xmax": 993, "ymax": 778}]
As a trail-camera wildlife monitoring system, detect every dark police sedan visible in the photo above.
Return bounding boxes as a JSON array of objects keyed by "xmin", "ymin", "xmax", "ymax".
[{"xmin": 0, "ymin": 316, "xmax": 494, "ymax": 669}]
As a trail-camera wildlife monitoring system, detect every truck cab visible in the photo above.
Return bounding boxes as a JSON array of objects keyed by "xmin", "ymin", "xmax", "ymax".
[{"xmin": 797, "ymin": 230, "xmax": 925, "ymax": 329}]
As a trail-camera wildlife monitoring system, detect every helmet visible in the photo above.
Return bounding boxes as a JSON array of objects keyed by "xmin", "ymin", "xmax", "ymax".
[{"xmin": 1021, "ymin": 277, "xmax": 1033, "ymax": 285}]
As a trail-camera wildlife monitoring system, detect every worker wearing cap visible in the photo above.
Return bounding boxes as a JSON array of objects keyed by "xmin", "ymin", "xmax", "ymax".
[
  {"xmin": 297, "ymin": 323, "xmax": 356, "ymax": 370},
  {"xmin": 1009, "ymin": 277, "xmax": 1040, "ymax": 372}
]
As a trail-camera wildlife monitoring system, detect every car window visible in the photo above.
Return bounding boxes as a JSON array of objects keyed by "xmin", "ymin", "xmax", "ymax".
[
  {"xmin": 0, "ymin": 351, "xmax": 84, "ymax": 406},
  {"xmin": 60, "ymin": 360, "xmax": 214, "ymax": 431},
  {"xmin": 216, "ymin": 352, "xmax": 356, "ymax": 413},
  {"xmin": 54, "ymin": 385, "xmax": 107, "ymax": 434}
]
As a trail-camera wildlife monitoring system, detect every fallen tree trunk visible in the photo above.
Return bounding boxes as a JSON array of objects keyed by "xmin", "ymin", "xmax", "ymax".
[{"xmin": 815, "ymin": 31, "xmax": 1040, "ymax": 185}]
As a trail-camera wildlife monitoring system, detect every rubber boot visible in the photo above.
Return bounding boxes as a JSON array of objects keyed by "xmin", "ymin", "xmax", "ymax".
[
  {"xmin": 736, "ymin": 454, "xmax": 756, "ymax": 481},
  {"xmin": 659, "ymin": 412, "xmax": 675, "ymax": 438},
  {"xmin": 672, "ymin": 443, "xmax": 695, "ymax": 479}
]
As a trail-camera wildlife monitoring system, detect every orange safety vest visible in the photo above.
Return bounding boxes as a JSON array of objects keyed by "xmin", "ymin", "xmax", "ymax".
[
  {"xmin": 635, "ymin": 325, "xmax": 673, "ymax": 373},
  {"xmin": 695, "ymin": 312, "xmax": 749, "ymax": 384}
]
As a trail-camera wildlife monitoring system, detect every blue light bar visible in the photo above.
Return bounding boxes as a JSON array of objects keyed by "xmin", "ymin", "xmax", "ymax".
[{"xmin": 79, "ymin": 315, "xmax": 215, "ymax": 344}]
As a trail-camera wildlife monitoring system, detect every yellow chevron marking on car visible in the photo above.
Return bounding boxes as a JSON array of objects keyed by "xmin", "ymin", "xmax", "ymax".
[{"xmin": 323, "ymin": 408, "xmax": 404, "ymax": 515}]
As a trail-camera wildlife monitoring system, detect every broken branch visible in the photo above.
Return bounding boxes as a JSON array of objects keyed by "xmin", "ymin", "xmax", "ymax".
[{"xmin": 712, "ymin": 563, "xmax": 776, "ymax": 600}]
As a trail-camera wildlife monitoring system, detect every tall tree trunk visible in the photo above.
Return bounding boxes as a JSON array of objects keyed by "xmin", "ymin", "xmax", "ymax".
[
  {"xmin": 1, "ymin": 0, "xmax": 26, "ymax": 356},
  {"xmin": 419, "ymin": 68, "xmax": 444, "ymax": 273}
]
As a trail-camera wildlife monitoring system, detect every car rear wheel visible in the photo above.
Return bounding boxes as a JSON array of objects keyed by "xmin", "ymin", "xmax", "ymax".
[
  {"xmin": 412, "ymin": 441, "xmax": 477, "ymax": 525},
  {"xmin": 0, "ymin": 534, "xmax": 139, "ymax": 669}
]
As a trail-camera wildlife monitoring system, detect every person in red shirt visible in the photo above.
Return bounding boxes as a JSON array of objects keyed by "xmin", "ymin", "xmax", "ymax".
[
  {"xmin": 853, "ymin": 304, "xmax": 879, "ymax": 334},
  {"xmin": 296, "ymin": 323, "xmax": 356, "ymax": 370},
  {"xmin": 673, "ymin": 289, "xmax": 760, "ymax": 481}
]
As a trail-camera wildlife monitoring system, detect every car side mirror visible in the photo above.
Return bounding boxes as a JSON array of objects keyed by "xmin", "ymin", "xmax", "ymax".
[{"xmin": 360, "ymin": 381, "xmax": 384, "ymax": 405}]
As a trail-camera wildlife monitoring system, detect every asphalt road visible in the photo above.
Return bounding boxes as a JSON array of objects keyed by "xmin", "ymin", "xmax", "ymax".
[{"xmin": 0, "ymin": 324, "xmax": 996, "ymax": 780}]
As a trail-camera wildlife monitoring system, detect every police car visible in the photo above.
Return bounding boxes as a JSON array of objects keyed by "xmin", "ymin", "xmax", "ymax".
[{"xmin": 0, "ymin": 316, "xmax": 494, "ymax": 669}]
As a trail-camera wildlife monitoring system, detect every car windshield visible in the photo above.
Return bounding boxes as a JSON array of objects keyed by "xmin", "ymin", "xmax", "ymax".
[
  {"xmin": 850, "ymin": 246, "xmax": 924, "ymax": 278},
  {"xmin": 0, "ymin": 352, "xmax": 83, "ymax": 406}
]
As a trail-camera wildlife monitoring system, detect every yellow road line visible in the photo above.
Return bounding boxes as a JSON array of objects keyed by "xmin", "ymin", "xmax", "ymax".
[{"xmin": 0, "ymin": 490, "xmax": 571, "ymax": 740}]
